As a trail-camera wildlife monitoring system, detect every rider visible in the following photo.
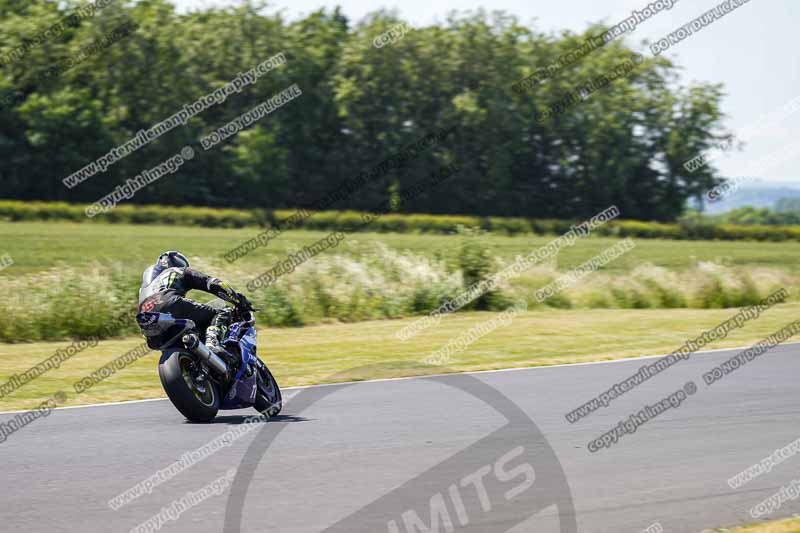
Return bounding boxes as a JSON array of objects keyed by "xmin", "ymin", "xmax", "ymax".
[{"xmin": 138, "ymin": 251, "xmax": 250, "ymax": 361}]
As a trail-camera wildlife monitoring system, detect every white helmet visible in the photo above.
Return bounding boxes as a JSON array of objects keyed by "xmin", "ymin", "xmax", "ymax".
[{"xmin": 157, "ymin": 250, "xmax": 189, "ymax": 269}]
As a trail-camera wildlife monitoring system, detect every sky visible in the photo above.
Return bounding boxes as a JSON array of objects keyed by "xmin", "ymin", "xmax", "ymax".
[{"xmin": 173, "ymin": 0, "xmax": 799, "ymax": 187}]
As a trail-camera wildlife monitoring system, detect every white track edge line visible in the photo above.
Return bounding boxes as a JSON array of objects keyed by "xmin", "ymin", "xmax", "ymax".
[{"xmin": 1, "ymin": 341, "xmax": 798, "ymax": 415}]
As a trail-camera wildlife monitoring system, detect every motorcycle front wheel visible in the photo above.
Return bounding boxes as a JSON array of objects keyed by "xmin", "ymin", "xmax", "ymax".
[{"xmin": 254, "ymin": 361, "xmax": 282, "ymax": 417}]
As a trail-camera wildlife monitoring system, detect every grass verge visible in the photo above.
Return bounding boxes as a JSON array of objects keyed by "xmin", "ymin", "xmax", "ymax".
[
  {"xmin": 1, "ymin": 303, "xmax": 799, "ymax": 412},
  {"xmin": 699, "ymin": 516, "xmax": 800, "ymax": 532}
]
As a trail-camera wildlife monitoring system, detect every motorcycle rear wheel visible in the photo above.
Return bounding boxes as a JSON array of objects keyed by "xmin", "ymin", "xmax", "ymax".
[{"xmin": 159, "ymin": 352, "xmax": 220, "ymax": 422}]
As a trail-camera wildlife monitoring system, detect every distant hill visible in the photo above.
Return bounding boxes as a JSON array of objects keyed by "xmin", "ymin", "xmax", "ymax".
[{"xmin": 702, "ymin": 182, "xmax": 800, "ymax": 214}]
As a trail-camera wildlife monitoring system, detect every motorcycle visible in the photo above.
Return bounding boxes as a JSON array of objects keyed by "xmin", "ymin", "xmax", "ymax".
[{"xmin": 136, "ymin": 300, "xmax": 281, "ymax": 423}]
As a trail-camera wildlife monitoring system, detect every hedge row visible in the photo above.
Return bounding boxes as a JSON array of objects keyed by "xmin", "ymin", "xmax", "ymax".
[
  {"xmin": 0, "ymin": 201, "xmax": 266, "ymax": 228},
  {"xmin": 3, "ymin": 200, "xmax": 800, "ymax": 241}
]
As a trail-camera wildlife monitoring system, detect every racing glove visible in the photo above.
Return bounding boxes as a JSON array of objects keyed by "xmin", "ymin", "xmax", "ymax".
[{"xmin": 208, "ymin": 278, "xmax": 242, "ymax": 306}]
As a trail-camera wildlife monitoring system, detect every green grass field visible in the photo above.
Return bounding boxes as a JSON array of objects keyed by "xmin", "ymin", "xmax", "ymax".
[{"xmin": 3, "ymin": 220, "xmax": 800, "ymax": 276}]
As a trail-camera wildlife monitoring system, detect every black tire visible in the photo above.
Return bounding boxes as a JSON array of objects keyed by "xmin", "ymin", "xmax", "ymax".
[
  {"xmin": 159, "ymin": 352, "xmax": 220, "ymax": 423},
  {"xmin": 255, "ymin": 362, "xmax": 282, "ymax": 417}
]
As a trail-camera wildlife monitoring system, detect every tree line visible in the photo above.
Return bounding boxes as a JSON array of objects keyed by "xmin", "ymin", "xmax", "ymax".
[{"xmin": 0, "ymin": 0, "xmax": 730, "ymax": 221}]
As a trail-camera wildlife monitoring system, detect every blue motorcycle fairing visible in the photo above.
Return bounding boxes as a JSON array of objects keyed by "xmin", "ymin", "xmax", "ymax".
[{"xmin": 219, "ymin": 322, "xmax": 259, "ymax": 410}]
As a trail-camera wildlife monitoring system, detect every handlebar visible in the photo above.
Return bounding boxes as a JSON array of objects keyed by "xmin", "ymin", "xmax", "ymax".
[{"xmin": 231, "ymin": 301, "xmax": 257, "ymax": 326}]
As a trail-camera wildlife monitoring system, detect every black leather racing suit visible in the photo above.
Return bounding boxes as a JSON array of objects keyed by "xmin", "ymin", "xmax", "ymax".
[{"xmin": 138, "ymin": 265, "xmax": 241, "ymax": 350}]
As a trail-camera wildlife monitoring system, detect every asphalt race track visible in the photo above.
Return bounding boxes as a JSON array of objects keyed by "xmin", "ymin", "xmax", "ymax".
[{"xmin": 2, "ymin": 343, "xmax": 799, "ymax": 533}]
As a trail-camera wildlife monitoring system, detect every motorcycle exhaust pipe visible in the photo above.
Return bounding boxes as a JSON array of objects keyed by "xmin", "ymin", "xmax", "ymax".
[{"xmin": 182, "ymin": 333, "xmax": 229, "ymax": 376}]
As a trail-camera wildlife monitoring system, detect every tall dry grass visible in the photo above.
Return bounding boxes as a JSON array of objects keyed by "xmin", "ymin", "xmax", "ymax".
[{"xmin": 1, "ymin": 245, "xmax": 795, "ymax": 342}]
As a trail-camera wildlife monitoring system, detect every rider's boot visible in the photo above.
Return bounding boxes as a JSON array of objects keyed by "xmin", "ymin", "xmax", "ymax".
[{"xmin": 206, "ymin": 311, "xmax": 237, "ymax": 367}]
